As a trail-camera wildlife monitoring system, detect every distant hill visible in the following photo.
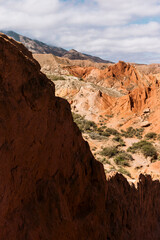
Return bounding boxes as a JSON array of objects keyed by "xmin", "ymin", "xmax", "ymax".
[
  {"xmin": 1, "ymin": 30, "xmax": 68, "ymax": 57},
  {"xmin": 1, "ymin": 30, "xmax": 112, "ymax": 63}
]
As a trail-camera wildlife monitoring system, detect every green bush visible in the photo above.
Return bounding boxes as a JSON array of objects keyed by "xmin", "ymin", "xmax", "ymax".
[
  {"xmin": 100, "ymin": 147, "xmax": 119, "ymax": 158},
  {"xmin": 114, "ymin": 152, "xmax": 133, "ymax": 166},
  {"xmin": 105, "ymin": 128, "xmax": 120, "ymax": 136},
  {"xmin": 113, "ymin": 136, "xmax": 126, "ymax": 146},
  {"xmin": 98, "ymin": 126, "xmax": 106, "ymax": 130},
  {"xmin": 145, "ymin": 132, "xmax": 157, "ymax": 140},
  {"xmin": 47, "ymin": 75, "xmax": 65, "ymax": 81},
  {"xmin": 98, "ymin": 158, "xmax": 111, "ymax": 165},
  {"xmin": 127, "ymin": 140, "xmax": 157, "ymax": 159},
  {"xmin": 100, "ymin": 132, "xmax": 111, "ymax": 137},
  {"xmin": 118, "ymin": 167, "xmax": 131, "ymax": 177},
  {"xmin": 121, "ymin": 127, "xmax": 144, "ymax": 139},
  {"xmin": 141, "ymin": 145, "xmax": 157, "ymax": 159},
  {"xmin": 72, "ymin": 113, "xmax": 97, "ymax": 133},
  {"xmin": 89, "ymin": 132, "xmax": 107, "ymax": 140},
  {"xmin": 105, "ymin": 114, "xmax": 113, "ymax": 118}
]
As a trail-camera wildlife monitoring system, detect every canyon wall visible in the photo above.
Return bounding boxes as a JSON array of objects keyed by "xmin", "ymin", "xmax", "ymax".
[{"xmin": 0, "ymin": 33, "xmax": 160, "ymax": 240}]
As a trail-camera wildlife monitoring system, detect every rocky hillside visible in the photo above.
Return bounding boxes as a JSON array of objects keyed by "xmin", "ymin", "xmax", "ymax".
[
  {"xmin": 0, "ymin": 33, "xmax": 160, "ymax": 240},
  {"xmin": 1, "ymin": 30, "xmax": 111, "ymax": 63},
  {"xmin": 34, "ymin": 54, "xmax": 160, "ymax": 180},
  {"xmin": 36, "ymin": 54, "xmax": 160, "ymax": 134}
]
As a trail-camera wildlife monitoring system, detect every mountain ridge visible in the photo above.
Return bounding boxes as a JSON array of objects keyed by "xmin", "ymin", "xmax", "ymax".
[{"xmin": 1, "ymin": 30, "xmax": 112, "ymax": 63}]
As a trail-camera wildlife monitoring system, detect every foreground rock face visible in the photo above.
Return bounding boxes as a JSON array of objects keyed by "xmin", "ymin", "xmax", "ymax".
[
  {"xmin": 0, "ymin": 33, "xmax": 160, "ymax": 240},
  {"xmin": 106, "ymin": 174, "xmax": 160, "ymax": 240},
  {"xmin": 0, "ymin": 33, "xmax": 107, "ymax": 239}
]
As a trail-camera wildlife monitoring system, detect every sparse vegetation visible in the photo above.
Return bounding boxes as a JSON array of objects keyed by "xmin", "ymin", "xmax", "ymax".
[
  {"xmin": 135, "ymin": 165, "xmax": 143, "ymax": 170},
  {"xmin": 114, "ymin": 152, "xmax": 133, "ymax": 166},
  {"xmin": 105, "ymin": 128, "xmax": 120, "ymax": 136},
  {"xmin": 72, "ymin": 113, "xmax": 97, "ymax": 132},
  {"xmin": 113, "ymin": 136, "xmax": 126, "ymax": 146},
  {"xmin": 89, "ymin": 132, "xmax": 108, "ymax": 140},
  {"xmin": 92, "ymin": 147, "xmax": 97, "ymax": 151},
  {"xmin": 98, "ymin": 158, "xmax": 111, "ymax": 165},
  {"xmin": 100, "ymin": 146, "xmax": 119, "ymax": 158},
  {"xmin": 118, "ymin": 167, "xmax": 131, "ymax": 177},
  {"xmin": 47, "ymin": 74, "xmax": 65, "ymax": 81},
  {"xmin": 145, "ymin": 132, "xmax": 157, "ymax": 140},
  {"xmin": 105, "ymin": 114, "xmax": 113, "ymax": 118},
  {"xmin": 121, "ymin": 127, "xmax": 144, "ymax": 139},
  {"xmin": 72, "ymin": 113, "xmax": 122, "ymax": 142},
  {"xmin": 127, "ymin": 140, "xmax": 157, "ymax": 159}
]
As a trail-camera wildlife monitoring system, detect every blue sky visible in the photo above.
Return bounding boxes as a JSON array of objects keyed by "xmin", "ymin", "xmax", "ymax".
[{"xmin": 1, "ymin": 0, "xmax": 160, "ymax": 63}]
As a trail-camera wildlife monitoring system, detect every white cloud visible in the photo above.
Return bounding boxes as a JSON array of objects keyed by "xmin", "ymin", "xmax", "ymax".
[{"xmin": 0, "ymin": 0, "xmax": 160, "ymax": 63}]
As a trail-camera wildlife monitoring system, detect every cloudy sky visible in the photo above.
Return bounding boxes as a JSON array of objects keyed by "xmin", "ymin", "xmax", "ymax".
[{"xmin": 1, "ymin": 0, "xmax": 160, "ymax": 63}]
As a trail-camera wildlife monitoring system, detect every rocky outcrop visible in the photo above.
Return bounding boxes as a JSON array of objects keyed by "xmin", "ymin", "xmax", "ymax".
[
  {"xmin": 64, "ymin": 65, "xmax": 95, "ymax": 79},
  {"xmin": 83, "ymin": 61, "xmax": 148, "ymax": 91},
  {"xmin": 0, "ymin": 33, "xmax": 160, "ymax": 240},
  {"xmin": 0, "ymin": 33, "xmax": 107, "ymax": 239},
  {"xmin": 106, "ymin": 174, "xmax": 160, "ymax": 240}
]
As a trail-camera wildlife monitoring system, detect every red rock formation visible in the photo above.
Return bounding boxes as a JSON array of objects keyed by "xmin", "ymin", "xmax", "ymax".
[
  {"xmin": 0, "ymin": 33, "xmax": 160, "ymax": 240},
  {"xmin": 64, "ymin": 65, "xmax": 95, "ymax": 78},
  {"xmin": 0, "ymin": 33, "xmax": 107, "ymax": 239},
  {"xmin": 83, "ymin": 61, "xmax": 148, "ymax": 91}
]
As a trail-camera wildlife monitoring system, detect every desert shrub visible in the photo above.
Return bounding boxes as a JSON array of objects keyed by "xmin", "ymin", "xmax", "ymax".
[
  {"xmin": 141, "ymin": 145, "xmax": 157, "ymax": 159},
  {"xmin": 135, "ymin": 165, "xmax": 143, "ymax": 170},
  {"xmin": 97, "ymin": 127, "xmax": 103, "ymax": 133},
  {"xmin": 47, "ymin": 75, "xmax": 65, "ymax": 81},
  {"xmin": 100, "ymin": 146, "xmax": 119, "ymax": 157},
  {"xmin": 118, "ymin": 167, "xmax": 131, "ymax": 177},
  {"xmin": 157, "ymin": 134, "xmax": 160, "ymax": 141},
  {"xmin": 105, "ymin": 128, "xmax": 120, "ymax": 136},
  {"xmin": 114, "ymin": 152, "xmax": 133, "ymax": 166},
  {"xmin": 145, "ymin": 132, "xmax": 157, "ymax": 140},
  {"xmin": 121, "ymin": 127, "xmax": 144, "ymax": 139},
  {"xmin": 97, "ymin": 127, "xmax": 109, "ymax": 134},
  {"xmin": 101, "ymin": 132, "xmax": 111, "ymax": 137},
  {"xmin": 98, "ymin": 125, "xmax": 106, "ymax": 130},
  {"xmin": 89, "ymin": 132, "xmax": 105, "ymax": 140},
  {"xmin": 127, "ymin": 140, "xmax": 157, "ymax": 159},
  {"xmin": 72, "ymin": 113, "xmax": 97, "ymax": 132},
  {"xmin": 113, "ymin": 136, "xmax": 126, "ymax": 146},
  {"xmin": 97, "ymin": 127, "xmax": 120, "ymax": 137},
  {"xmin": 98, "ymin": 158, "xmax": 111, "ymax": 165},
  {"xmin": 105, "ymin": 114, "xmax": 113, "ymax": 118},
  {"xmin": 92, "ymin": 147, "xmax": 97, "ymax": 152},
  {"xmin": 84, "ymin": 121, "xmax": 97, "ymax": 131}
]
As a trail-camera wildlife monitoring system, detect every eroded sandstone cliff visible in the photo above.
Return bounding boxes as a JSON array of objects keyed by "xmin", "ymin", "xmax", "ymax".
[{"xmin": 0, "ymin": 33, "xmax": 160, "ymax": 240}]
